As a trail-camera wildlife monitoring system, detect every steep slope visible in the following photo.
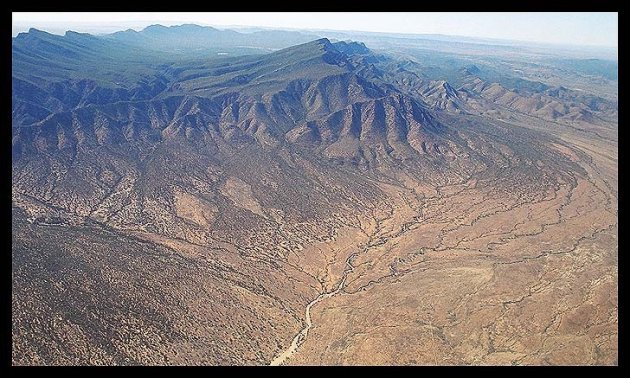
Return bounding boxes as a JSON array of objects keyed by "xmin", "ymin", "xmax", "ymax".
[{"xmin": 13, "ymin": 38, "xmax": 454, "ymax": 169}]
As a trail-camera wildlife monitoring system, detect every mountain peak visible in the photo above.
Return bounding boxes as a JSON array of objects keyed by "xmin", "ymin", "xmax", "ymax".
[
  {"xmin": 64, "ymin": 30, "xmax": 94, "ymax": 39},
  {"xmin": 313, "ymin": 38, "xmax": 333, "ymax": 48},
  {"xmin": 288, "ymin": 38, "xmax": 371, "ymax": 56},
  {"xmin": 174, "ymin": 23, "xmax": 216, "ymax": 31},
  {"xmin": 14, "ymin": 28, "xmax": 54, "ymax": 41},
  {"xmin": 28, "ymin": 27, "xmax": 47, "ymax": 34},
  {"xmin": 278, "ymin": 38, "xmax": 335, "ymax": 55},
  {"xmin": 332, "ymin": 40, "xmax": 371, "ymax": 55},
  {"xmin": 141, "ymin": 24, "xmax": 219, "ymax": 34},
  {"xmin": 143, "ymin": 24, "xmax": 169, "ymax": 33}
]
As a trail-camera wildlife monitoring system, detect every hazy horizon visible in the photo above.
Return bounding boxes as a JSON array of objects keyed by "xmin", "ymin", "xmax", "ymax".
[{"xmin": 13, "ymin": 12, "xmax": 618, "ymax": 51}]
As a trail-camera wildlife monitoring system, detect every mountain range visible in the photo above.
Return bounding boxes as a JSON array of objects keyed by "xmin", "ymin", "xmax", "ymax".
[{"xmin": 12, "ymin": 25, "xmax": 618, "ymax": 366}]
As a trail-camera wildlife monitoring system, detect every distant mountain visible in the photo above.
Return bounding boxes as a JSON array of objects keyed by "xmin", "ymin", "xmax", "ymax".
[
  {"xmin": 545, "ymin": 57, "xmax": 618, "ymax": 80},
  {"xmin": 457, "ymin": 72, "xmax": 618, "ymax": 124},
  {"xmin": 12, "ymin": 28, "xmax": 165, "ymax": 84},
  {"xmin": 106, "ymin": 24, "xmax": 320, "ymax": 54}
]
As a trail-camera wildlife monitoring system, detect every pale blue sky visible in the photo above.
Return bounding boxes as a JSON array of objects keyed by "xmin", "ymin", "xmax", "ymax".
[{"xmin": 12, "ymin": 12, "xmax": 618, "ymax": 48}]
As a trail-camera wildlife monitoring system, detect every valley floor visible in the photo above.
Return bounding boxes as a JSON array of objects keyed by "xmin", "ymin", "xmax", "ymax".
[
  {"xmin": 12, "ymin": 117, "xmax": 617, "ymax": 366},
  {"xmin": 273, "ymin": 119, "xmax": 618, "ymax": 365}
]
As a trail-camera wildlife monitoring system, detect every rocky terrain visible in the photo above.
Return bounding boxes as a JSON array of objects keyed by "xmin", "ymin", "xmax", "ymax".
[{"xmin": 12, "ymin": 27, "xmax": 617, "ymax": 365}]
